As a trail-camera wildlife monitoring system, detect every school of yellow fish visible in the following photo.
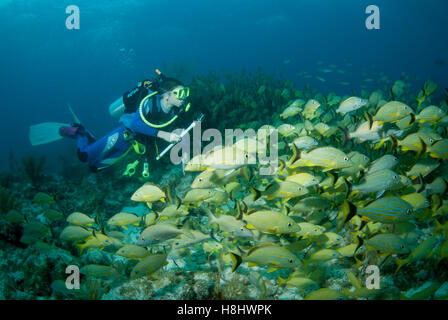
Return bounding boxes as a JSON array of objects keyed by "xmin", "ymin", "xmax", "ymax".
[{"xmin": 55, "ymin": 78, "xmax": 448, "ymax": 300}]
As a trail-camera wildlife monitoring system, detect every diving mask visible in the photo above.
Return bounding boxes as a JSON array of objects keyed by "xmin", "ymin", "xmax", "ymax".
[{"xmin": 172, "ymin": 87, "xmax": 190, "ymax": 100}]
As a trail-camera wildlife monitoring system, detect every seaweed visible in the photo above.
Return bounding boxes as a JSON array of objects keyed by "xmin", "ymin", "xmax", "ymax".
[
  {"xmin": 21, "ymin": 155, "xmax": 46, "ymax": 186},
  {"xmin": 0, "ymin": 173, "xmax": 14, "ymax": 189},
  {"xmin": 0, "ymin": 187, "xmax": 17, "ymax": 214}
]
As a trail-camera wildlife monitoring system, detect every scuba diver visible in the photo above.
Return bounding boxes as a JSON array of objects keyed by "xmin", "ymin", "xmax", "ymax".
[{"xmin": 29, "ymin": 69, "xmax": 192, "ymax": 176}]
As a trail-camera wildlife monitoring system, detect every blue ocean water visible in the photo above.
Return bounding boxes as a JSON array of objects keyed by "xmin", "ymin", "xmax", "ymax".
[{"xmin": 0, "ymin": 0, "xmax": 446, "ymax": 170}]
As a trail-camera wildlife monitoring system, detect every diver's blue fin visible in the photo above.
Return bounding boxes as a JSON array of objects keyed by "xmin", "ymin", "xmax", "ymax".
[{"xmin": 29, "ymin": 122, "xmax": 70, "ymax": 146}]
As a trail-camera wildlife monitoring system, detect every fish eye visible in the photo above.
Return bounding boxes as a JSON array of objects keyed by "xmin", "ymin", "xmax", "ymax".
[
  {"xmin": 429, "ymin": 139, "xmax": 434, "ymax": 143},
  {"xmin": 298, "ymin": 187, "xmax": 302, "ymax": 191},
  {"xmin": 287, "ymin": 223, "xmax": 292, "ymax": 227},
  {"xmin": 312, "ymin": 178, "xmax": 316, "ymax": 182},
  {"xmin": 344, "ymin": 157, "xmax": 348, "ymax": 161},
  {"xmin": 199, "ymin": 178, "xmax": 203, "ymax": 182},
  {"xmin": 404, "ymin": 106, "xmax": 407, "ymax": 109},
  {"xmin": 240, "ymin": 227, "xmax": 244, "ymax": 231},
  {"xmin": 175, "ymin": 242, "xmax": 180, "ymax": 245},
  {"xmin": 245, "ymin": 154, "xmax": 249, "ymax": 158},
  {"xmin": 401, "ymin": 245, "xmax": 405, "ymax": 249},
  {"xmin": 393, "ymin": 175, "xmax": 398, "ymax": 180},
  {"xmin": 407, "ymin": 209, "xmax": 412, "ymax": 214},
  {"xmin": 289, "ymin": 259, "xmax": 294, "ymax": 263}
]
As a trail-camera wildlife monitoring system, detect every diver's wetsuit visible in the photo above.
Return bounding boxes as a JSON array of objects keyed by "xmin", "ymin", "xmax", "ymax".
[{"xmin": 75, "ymin": 90, "xmax": 175, "ymax": 171}]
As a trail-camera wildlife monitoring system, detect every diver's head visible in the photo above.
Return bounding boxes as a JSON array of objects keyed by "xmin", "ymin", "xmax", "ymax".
[{"xmin": 159, "ymin": 77, "xmax": 190, "ymax": 111}]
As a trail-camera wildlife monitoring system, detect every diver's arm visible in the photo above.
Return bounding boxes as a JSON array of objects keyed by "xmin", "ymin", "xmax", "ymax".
[
  {"xmin": 126, "ymin": 115, "xmax": 180, "ymax": 143},
  {"xmin": 125, "ymin": 112, "xmax": 159, "ymax": 137}
]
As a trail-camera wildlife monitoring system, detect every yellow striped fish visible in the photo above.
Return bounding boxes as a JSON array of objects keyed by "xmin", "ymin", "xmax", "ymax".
[
  {"xmin": 395, "ymin": 236, "xmax": 440, "ymax": 273},
  {"xmin": 416, "ymin": 105, "xmax": 446, "ymax": 123},
  {"xmin": 427, "ymin": 139, "xmax": 448, "ymax": 160},
  {"xmin": 344, "ymin": 197, "xmax": 414, "ymax": 224},
  {"xmin": 130, "ymin": 252, "xmax": 168, "ymax": 279},
  {"xmin": 406, "ymin": 159, "xmax": 440, "ymax": 179},
  {"xmin": 365, "ymin": 233, "xmax": 410, "ymax": 254},
  {"xmin": 340, "ymin": 151, "xmax": 370, "ymax": 176},
  {"xmin": 400, "ymin": 193, "xmax": 430, "ymax": 210},
  {"xmin": 395, "ymin": 131, "xmax": 441, "ymax": 154},
  {"xmin": 131, "ymin": 183, "xmax": 166, "ymax": 203},
  {"xmin": 305, "ymin": 288, "xmax": 347, "ymax": 300},
  {"xmin": 230, "ymin": 242, "xmax": 301, "ymax": 272},
  {"xmin": 290, "ymin": 146, "xmax": 354, "ymax": 171},
  {"xmin": 252, "ymin": 180, "xmax": 309, "ymax": 201},
  {"xmin": 285, "ymin": 172, "xmax": 320, "ymax": 187},
  {"xmin": 243, "ymin": 210, "xmax": 301, "ymax": 234},
  {"xmin": 347, "ymin": 169, "xmax": 401, "ymax": 195},
  {"xmin": 366, "ymin": 155, "xmax": 399, "ymax": 174},
  {"xmin": 372, "ymin": 101, "xmax": 414, "ymax": 124}
]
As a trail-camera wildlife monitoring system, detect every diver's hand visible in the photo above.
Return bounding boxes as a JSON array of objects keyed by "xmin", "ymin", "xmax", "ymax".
[
  {"xmin": 157, "ymin": 131, "xmax": 182, "ymax": 143},
  {"xmin": 169, "ymin": 133, "xmax": 182, "ymax": 143}
]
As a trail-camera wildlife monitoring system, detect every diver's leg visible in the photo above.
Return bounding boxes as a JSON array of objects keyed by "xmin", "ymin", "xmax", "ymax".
[
  {"xmin": 59, "ymin": 124, "xmax": 97, "ymax": 162},
  {"xmin": 83, "ymin": 127, "xmax": 131, "ymax": 172},
  {"xmin": 59, "ymin": 124, "xmax": 96, "ymax": 144}
]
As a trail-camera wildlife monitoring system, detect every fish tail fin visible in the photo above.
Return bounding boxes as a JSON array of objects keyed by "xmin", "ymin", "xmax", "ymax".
[
  {"xmin": 277, "ymin": 276, "xmax": 287, "ymax": 288},
  {"xmin": 341, "ymin": 287, "xmax": 353, "ymax": 297},
  {"xmin": 251, "ymin": 186, "xmax": 262, "ymax": 202},
  {"xmin": 344, "ymin": 178, "xmax": 352, "ymax": 199},
  {"xmin": 434, "ymin": 219, "xmax": 443, "ymax": 234},
  {"xmin": 338, "ymin": 126, "xmax": 350, "ymax": 146},
  {"xmin": 364, "ymin": 111, "xmax": 373, "ymax": 129},
  {"xmin": 409, "ymin": 113, "xmax": 416, "ymax": 126},
  {"xmin": 239, "ymin": 166, "xmax": 251, "ymax": 181},
  {"xmin": 354, "ymin": 235, "xmax": 364, "ymax": 255},
  {"xmin": 417, "ymin": 174, "xmax": 426, "ymax": 193},
  {"xmin": 287, "ymin": 143, "xmax": 301, "ymax": 167},
  {"xmin": 165, "ymin": 185, "xmax": 173, "ymax": 205},
  {"xmin": 278, "ymin": 159, "xmax": 286, "ymax": 175},
  {"xmin": 204, "ymin": 207, "xmax": 216, "ymax": 225},
  {"xmin": 417, "ymin": 138, "xmax": 427, "ymax": 157},
  {"xmin": 389, "ymin": 136, "xmax": 398, "ymax": 152},
  {"xmin": 395, "ymin": 258, "xmax": 408, "ymax": 274},
  {"xmin": 75, "ymin": 243, "xmax": 85, "ymax": 255},
  {"xmin": 230, "ymin": 253, "xmax": 242, "ymax": 272},
  {"xmin": 342, "ymin": 199, "xmax": 357, "ymax": 224},
  {"xmin": 374, "ymin": 136, "xmax": 390, "ymax": 150}
]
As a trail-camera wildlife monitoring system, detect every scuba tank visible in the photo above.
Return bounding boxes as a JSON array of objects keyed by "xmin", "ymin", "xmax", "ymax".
[
  {"xmin": 109, "ymin": 96, "xmax": 125, "ymax": 119},
  {"xmin": 108, "ymin": 77, "xmax": 156, "ymax": 119}
]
